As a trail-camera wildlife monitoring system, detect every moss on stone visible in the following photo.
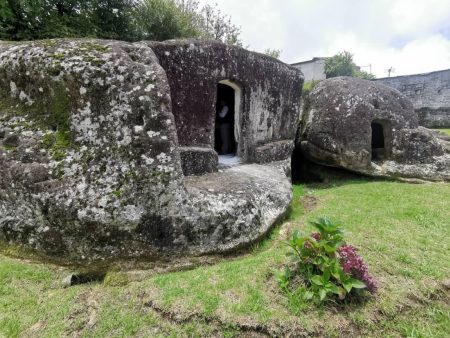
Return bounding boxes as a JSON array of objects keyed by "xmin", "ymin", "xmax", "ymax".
[
  {"xmin": 40, "ymin": 131, "xmax": 72, "ymax": 161},
  {"xmin": 38, "ymin": 39, "xmax": 58, "ymax": 48},
  {"xmin": 0, "ymin": 242, "xmax": 68, "ymax": 267},
  {"xmin": 103, "ymin": 271, "xmax": 129, "ymax": 287},
  {"xmin": 40, "ymin": 133, "xmax": 56, "ymax": 149},
  {"xmin": 1, "ymin": 145, "xmax": 17, "ymax": 151},
  {"xmin": 0, "ymin": 242, "xmax": 111, "ymax": 271},
  {"xmin": 46, "ymin": 83, "xmax": 72, "ymax": 132},
  {"xmin": 51, "ymin": 53, "xmax": 66, "ymax": 60},
  {"xmin": 0, "ymin": 81, "xmax": 71, "ymax": 135},
  {"xmin": 79, "ymin": 42, "xmax": 110, "ymax": 53},
  {"xmin": 111, "ymin": 190, "xmax": 122, "ymax": 198},
  {"xmin": 82, "ymin": 55, "xmax": 105, "ymax": 66}
]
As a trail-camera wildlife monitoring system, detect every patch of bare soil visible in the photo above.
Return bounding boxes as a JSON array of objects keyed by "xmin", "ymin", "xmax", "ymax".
[
  {"xmin": 22, "ymin": 320, "xmax": 46, "ymax": 336},
  {"xmin": 64, "ymin": 290, "xmax": 100, "ymax": 337},
  {"xmin": 278, "ymin": 222, "xmax": 295, "ymax": 241},
  {"xmin": 300, "ymin": 195, "xmax": 318, "ymax": 213},
  {"xmin": 144, "ymin": 299, "xmax": 271, "ymax": 337}
]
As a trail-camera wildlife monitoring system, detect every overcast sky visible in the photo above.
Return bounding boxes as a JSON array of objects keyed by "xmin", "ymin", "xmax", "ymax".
[{"xmin": 199, "ymin": 0, "xmax": 450, "ymax": 78}]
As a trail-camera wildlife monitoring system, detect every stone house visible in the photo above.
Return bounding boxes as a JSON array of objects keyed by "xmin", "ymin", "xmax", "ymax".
[
  {"xmin": 148, "ymin": 40, "xmax": 303, "ymax": 175},
  {"xmin": 0, "ymin": 39, "xmax": 303, "ymax": 262}
]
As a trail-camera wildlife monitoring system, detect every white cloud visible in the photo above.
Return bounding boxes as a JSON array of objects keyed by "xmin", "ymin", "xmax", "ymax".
[{"xmin": 198, "ymin": 0, "xmax": 450, "ymax": 77}]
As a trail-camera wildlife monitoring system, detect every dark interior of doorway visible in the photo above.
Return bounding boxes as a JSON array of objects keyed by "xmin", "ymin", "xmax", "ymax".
[
  {"xmin": 371, "ymin": 122, "xmax": 385, "ymax": 160},
  {"xmin": 215, "ymin": 83, "xmax": 237, "ymax": 155}
]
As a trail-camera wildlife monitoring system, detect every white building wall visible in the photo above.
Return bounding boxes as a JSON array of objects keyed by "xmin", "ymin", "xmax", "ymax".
[{"xmin": 291, "ymin": 59, "xmax": 326, "ymax": 82}]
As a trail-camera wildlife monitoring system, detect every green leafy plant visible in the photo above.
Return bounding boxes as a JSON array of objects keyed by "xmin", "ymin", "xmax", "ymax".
[{"xmin": 276, "ymin": 217, "xmax": 377, "ymax": 303}]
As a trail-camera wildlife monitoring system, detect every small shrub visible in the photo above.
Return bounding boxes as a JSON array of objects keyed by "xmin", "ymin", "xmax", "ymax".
[{"xmin": 276, "ymin": 217, "xmax": 377, "ymax": 303}]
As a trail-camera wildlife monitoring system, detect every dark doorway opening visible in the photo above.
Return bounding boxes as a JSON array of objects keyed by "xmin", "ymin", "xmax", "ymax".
[
  {"xmin": 215, "ymin": 83, "xmax": 237, "ymax": 155},
  {"xmin": 371, "ymin": 122, "xmax": 385, "ymax": 160}
]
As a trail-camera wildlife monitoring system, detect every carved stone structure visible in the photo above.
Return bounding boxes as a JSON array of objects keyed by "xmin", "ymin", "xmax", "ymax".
[
  {"xmin": 148, "ymin": 40, "xmax": 302, "ymax": 175},
  {"xmin": 0, "ymin": 39, "xmax": 303, "ymax": 262},
  {"xmin": 296, "ymin": 77, "xmax": 450, "ymax": 182}
]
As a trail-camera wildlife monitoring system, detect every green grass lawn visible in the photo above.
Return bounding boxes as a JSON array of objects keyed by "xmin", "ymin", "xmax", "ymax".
[
  {"xmin": 1, "ymin": 180, "xmax": 449, "ymax": 337},
  {"xmin": 435, "ymin": 128, "xmax": 450, "ymax": 136}
]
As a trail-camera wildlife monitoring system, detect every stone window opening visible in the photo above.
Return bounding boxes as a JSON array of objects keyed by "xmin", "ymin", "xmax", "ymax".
[
  {"xmin": 371, "ymin": 120, "xmax": 390, "ymax": 161},
  {"xmin": 215, "ymin": 80, "xmax": 243, "ymax": 165}
]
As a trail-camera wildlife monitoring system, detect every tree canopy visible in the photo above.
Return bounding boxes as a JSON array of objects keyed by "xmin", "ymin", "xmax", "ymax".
[
  {"xmin": 324, "ymin": 51, "xmax": 375, "ymax": 80},
  {"xmin": 0, "ymin": 0, "xmax": 242, "ymax": 45}
]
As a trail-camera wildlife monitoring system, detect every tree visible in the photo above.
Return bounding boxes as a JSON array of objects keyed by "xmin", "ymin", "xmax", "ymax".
[
  {"xmin": 135, "ymin": 0, "xmax": 195, "ymax": 41},
  {"xmin": 197, "ymin": 2, "xmax": 241, "ymax": 45},
  {"xmin": 0, "ymin": 0, "xmax": 242, "ymax": 45},
  {"xmin": 136, "ymin": 0, "xmax": 242, "ymax": 44},
  {"xmin": 90, "ymin": 0, "xmax": 140, "ymax": 41},
  {"xmin": 325, "ymin": 51, "xmax": 375, "ymax": 80},
  {"xmin": 0, "ymin": 0, "xmax": 138, "ymax": 41},
  {"xmin": 263, "ymin": 48, "xmax": 281, "ymax": 59}
]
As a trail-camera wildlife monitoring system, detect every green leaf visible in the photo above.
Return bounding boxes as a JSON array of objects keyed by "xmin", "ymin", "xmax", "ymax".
[
  {"xmin": 310, "ymin": 275, "xmax": 324, "ymax": 286},
  {"xmin": 339, "ymin": 269, "xmax": 350, "ymax": 282},
  {"xmin": 303, "ymin": 291, "xmax": 314, "ymax": 301},
  {"xmin": 324, "ymin": 244, "xmax": 336, "ymax": 254},
  {"xmin": 337, "ymin": 287, "xmax": 347, "ymax": 300},
  {"xmin": 351, "ymin": 279, "xmax": 367, "ymax": 289},
  {"xmin": 319, "ymin": 288, "xmax": 327, "ymax": 301},
  {"xmin": 323, "ymin": 269, "xmax": 331, "ymax": 282},
  {"xmin": 329, "ymin": 283, "xmax": 340, "ymax": 295},
  {"xmin": 292, "ymin": 230, "xmax": 301, "ymax": 241},
  {"xmin": 343, "ymin": 281, "xmax": 353, "ymax": 293},
  {"xmin": 299, "ymin": 238, "xmax": 309, "ymax": 247},
  {"xmin": 331, "ymin": 269, "xmax": 340, "ymax": 280}
]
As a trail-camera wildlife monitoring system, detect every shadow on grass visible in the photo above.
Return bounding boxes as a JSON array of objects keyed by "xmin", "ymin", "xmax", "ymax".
[{"xmin": 292, "ymin": 152, "xmax": 397, "ymax": 190}]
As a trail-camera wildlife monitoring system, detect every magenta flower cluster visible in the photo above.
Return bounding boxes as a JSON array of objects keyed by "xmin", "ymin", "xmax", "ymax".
[
  {"xmin": 338, "ymin": 245, "xmax": 378, "ymax": 293},
  {"xmin": 311, "ymin": 232, "xmax": 321, "ymax": 241}
]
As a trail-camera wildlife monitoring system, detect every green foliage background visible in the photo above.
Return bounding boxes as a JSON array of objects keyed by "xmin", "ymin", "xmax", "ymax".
[
  {"xmin": 0, "ymin": 0, "xmax": 242, "ymax": 44},
  {"xmin": 325, "ymin": 51, "xmax": 375, "ymax": 79}
]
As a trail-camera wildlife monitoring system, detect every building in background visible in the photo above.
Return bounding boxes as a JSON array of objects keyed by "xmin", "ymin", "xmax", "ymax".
[
  {"xmin": 377, "ymin": 69, "xmax": 450, "ymax": 128},
  {"xmin": 291, "ymin": 57, "xmax": 327, "ymax": 82}
]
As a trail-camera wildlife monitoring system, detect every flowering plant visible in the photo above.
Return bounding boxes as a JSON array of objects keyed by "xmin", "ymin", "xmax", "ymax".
[
  {"xmin": 338, "ymin": 245, "xmax": 377, "ymax": 293},
  {"xmin": 276, "ymin": 217, "xmax": 377, "ymax": 302}
]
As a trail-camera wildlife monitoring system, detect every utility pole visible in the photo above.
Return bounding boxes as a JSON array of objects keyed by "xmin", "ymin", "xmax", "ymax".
[{"xmin": 385, "ymin": 67, "xmax": 395, "ymax": 77}]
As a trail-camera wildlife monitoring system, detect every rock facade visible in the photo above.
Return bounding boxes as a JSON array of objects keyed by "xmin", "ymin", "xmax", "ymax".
[
  {"xmin": 148, "ymin": 40, "xmax": 303, "ymax": 170},
  {"xmin": 297, "ymin": 77, "xmax": 450, "ymax": 182},
  {"xmin": 377, "ymin": 69, "xmax": 450, "ymax": 128},
  {"xmin": 0, "ymin": 39, "xmax": 302, "ymax": 263}
]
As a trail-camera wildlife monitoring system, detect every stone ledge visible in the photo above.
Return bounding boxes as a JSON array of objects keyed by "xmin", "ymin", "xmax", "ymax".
[
  {"xmin": 179, "ymin": 146, "xmax": 218, "ymax": 176},
  {"xmin": 252, "ymin": 140, "xmax": 294, "ymax": 164}
]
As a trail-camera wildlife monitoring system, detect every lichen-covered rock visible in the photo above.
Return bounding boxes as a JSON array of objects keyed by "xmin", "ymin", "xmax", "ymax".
[
  {"xmin": 0, "ymin": 39, "xmax": 298, "ymax": 263},
  {"xmin": 296, "ymin": 77, "xmax": 450, "ymax": 181},
  {"xmin": 179, "ymin": 147, "xmax": 218, "ymax": 176},
  {"xmin": 0, "ymin": 39, "xmax": 183, "ymax": 260}
]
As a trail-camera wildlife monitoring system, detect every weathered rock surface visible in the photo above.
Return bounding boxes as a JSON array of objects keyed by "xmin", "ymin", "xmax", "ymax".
[
  {"xmin": 0, "ymin": 39, "xmax": 299, "ymax": 263},
  {"xmin": 297, "ymin": 77, "xmax": 450, "ymax": 181},
  {"xmin": 148, "ymin": 39, "xmax": 303, "ymax": 170}
]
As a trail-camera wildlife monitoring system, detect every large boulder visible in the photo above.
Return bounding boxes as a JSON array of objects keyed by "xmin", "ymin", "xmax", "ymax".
[
  {"xmin": 297, "ymin": 77, "xmax": 450, "ymax": 181},
  {"xmin": 0, "ymin": 39, "xmax": 300, "ymax": 263}
]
